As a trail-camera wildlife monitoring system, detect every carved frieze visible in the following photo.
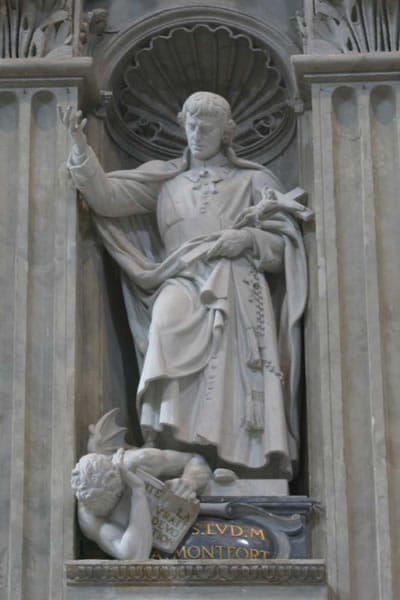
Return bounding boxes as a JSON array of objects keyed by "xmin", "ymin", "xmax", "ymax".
[
  {"xmin": 313, "ymin": 0, "xmax": 400, "ymax": 53},
  {"xmin": 106, "ymin": 21, "xmax": 296, "ymax": 165},
  {"xmin": 66, "ymin": 559, "xmax": 327, "ymax": 587}
]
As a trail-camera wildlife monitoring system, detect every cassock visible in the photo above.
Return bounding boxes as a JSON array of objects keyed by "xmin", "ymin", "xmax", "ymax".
[{"xmin": 69, "ymin": 147, "xmax": 308, "ymax": 478}]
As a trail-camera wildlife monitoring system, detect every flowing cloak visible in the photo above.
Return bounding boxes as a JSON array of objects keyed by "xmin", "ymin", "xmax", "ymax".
[{"xmin": 69, "ymin": 148, "xmax": 307, "ymax": 478}]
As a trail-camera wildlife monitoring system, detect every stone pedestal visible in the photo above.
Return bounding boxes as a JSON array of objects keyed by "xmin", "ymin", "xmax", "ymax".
[
  {"xmin": 294, "ymin": 53, "xmax": 400, "ymax": 600},
  {"xmin": 0, "ymin": 58, "xmax": 95, "ymax": 600}
]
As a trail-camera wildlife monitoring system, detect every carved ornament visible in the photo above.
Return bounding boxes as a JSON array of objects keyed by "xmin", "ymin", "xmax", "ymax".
[
  {"xmin": 66, "ymin": 559, "xmax": 327, "ymax": 587},
  {"xmin": 314, "ymin": 0, "xmax": 400, "ymax": 53},
  {"xmin": 0, "ymin": 0, "xmax": 74, "ymax": 58},
  {"xmin": 79, "ymin": 9, "xmax": 108, "ymax": 56}
]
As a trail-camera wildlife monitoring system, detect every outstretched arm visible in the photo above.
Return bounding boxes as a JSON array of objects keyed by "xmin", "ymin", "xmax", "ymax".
[
  {"xmin": 120, "ymin": 448, "xmax": 211, "ymax": 496},
  {"xmin": 59, "ymin": 106, "xmax": 158, "ymax": 217}
]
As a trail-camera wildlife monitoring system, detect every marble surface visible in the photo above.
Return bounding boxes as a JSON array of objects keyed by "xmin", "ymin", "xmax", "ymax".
[{"xmin": 203, "ymin": 478, "xmax": 289, "ymax": 496}]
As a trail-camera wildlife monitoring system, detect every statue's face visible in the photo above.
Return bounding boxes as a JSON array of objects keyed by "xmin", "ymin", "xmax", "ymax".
[{"xmin": 185, "ymin": 113, "xmax": 225, "ymax": 160}]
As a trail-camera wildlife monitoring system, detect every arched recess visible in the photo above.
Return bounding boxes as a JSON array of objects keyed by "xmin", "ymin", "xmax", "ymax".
[
  {"xmin": 77, "ymin": 5, "xmax": 308, "ymax": 507},
  {"xmin": 97, "ymin": 5, "xmax": 299, "ymax": 166},
  {"xmin": 79, "ymin": 5, "xmax": 306, "ymax": 467}
]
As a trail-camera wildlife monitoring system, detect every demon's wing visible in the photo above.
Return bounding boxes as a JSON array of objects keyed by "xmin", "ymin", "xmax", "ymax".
[{"xmin": 87, "ymin": 408, "xmax": 128, "ymax": 454}]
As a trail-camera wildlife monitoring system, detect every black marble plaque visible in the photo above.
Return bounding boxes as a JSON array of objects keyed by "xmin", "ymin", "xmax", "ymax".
[{"xmin": 152, "ymin": 496, "xmax": 316, "ymax": 560}]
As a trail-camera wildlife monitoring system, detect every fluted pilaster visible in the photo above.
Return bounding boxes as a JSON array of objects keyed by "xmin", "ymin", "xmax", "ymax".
[{"xmin": 295, "ymin": 52, "xmax": 400, "ymax": 600}]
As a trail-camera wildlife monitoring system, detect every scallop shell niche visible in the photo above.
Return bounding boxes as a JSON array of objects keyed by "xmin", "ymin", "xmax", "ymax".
[{"xmin": 106, "ymin": 23, "xmax": 296, "ymax": 165}]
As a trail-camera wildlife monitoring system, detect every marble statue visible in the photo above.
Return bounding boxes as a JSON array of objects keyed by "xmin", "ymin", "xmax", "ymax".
[
  {"xmin": 61, "ymin": 92, "xmax": 312, "ymax": 481},
  {"xmin": 71, "ymin": 409, "xmax": 212, "ymax": 559}
]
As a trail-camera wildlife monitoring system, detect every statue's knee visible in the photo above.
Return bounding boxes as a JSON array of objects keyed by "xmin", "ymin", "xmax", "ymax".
[{"xmin": 152, "ymin": 285, "xmax": 189, "ymax": 328}]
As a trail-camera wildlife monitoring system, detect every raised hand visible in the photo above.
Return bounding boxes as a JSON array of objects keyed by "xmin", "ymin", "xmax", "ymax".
[{"xmin": 58, "ymin": 105, "xmax": 88, "ymax": 154}]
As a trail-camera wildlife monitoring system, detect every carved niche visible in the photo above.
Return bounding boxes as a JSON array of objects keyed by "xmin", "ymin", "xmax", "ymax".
[
  {"xmin": 102, "ymin": 9, "xmax": 298, "ymax": 165},
  {"xmin": 313, "ymin": 0, "xmax": 400, "ymax": 53}
]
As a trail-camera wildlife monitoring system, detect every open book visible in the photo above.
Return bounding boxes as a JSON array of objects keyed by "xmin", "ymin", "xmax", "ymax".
[{"xmin": 137, "ymin": 468, "xmax": 200, "ymax": 553}]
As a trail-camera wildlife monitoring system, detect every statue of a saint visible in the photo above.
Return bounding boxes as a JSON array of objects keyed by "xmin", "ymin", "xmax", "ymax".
[{"xmin": 61, "ymin": 92, "xmax": 311, "ymax": 481}]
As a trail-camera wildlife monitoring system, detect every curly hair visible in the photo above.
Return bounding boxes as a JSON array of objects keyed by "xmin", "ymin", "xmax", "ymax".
[
  {"xmin": 71, "ymin": 453, "xmax": 124, "ymax": 515},
  {"xmin": 177, "ymin": 92, "xmax": 236, "ymax": 145}
]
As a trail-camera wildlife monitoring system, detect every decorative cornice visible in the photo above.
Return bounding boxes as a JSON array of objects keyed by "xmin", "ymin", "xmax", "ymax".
[
  {"xmin": 65, "ymin": 559, "xmax": 327, "ymax": 587},
  {"xmin": 0, "ymin": 57, "xmax": 93, "ymax": 78},
  {"xmin": 291, "ymin": 52, "xmax": 400, "ymax": 107},
  {"xmin": 0, "ymin": 58, "xmax": 99, "ymax": 105},
  {"xmin": 293, "ymin": 52, "xmax": 400, "ymax": 90}
]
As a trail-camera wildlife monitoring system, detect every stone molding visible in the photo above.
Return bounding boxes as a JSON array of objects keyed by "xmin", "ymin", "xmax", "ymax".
[
  {"xmin": 0, "ymin": 56, "xmax": 92, "ymax": 75},
  {"xmin": 292, "ymin": 52, "xmax": 400, "ymax": 102},
  {"xmin": 98, "ymin": 6, "xmax": 298, "ymax": 165},
  {"xmin": 312, "ymin": 0, "xmax": 400, "ymax": 54},
  {"xmin": 65, "ymin": 559, "xmax": 326, "ymax": 587},
  {"xmin": 0, "ymin": 57, "xmax": 99, "ymax": 106}
]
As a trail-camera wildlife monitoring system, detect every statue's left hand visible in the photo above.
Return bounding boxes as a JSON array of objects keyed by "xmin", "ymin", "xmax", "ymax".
[{"xmin": 206, "ymin": 229, "xmax": 253, "ymax": 260}]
